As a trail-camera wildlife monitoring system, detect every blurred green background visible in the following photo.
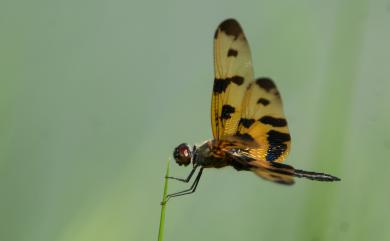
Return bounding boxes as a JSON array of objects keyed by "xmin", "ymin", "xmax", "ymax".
[{"xmin": 1, "ymin": 0, "xmax": 390, "ymax": 241}]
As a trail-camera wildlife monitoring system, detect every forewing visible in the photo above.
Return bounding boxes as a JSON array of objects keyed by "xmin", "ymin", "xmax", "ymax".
[
  {"xmin": 211, "ymin": 19, "xmax": 254, "ymax": 140},
  {"xmin": 236, "ymin": 77, "xmax": 291, "ymax": 163}
]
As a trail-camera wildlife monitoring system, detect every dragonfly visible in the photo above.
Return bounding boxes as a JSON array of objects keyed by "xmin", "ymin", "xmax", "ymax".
[{"xmin": 165, "ymin": 18, "xmax": 340, "ymax": 203}]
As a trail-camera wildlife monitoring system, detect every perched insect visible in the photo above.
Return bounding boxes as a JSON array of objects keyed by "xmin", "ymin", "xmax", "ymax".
[{"xmin": 165, "ymin": 19, "xmax": 340, "ymax": 202}]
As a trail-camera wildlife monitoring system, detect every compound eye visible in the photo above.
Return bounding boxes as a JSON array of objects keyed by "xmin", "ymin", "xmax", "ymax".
[
  {"xmin": 179, "ymin": 145, "xmax": 190, "ymax": 158},
  {"xmin": 173, "ymin": 143, "xmax": 192, "ymax": 166}
]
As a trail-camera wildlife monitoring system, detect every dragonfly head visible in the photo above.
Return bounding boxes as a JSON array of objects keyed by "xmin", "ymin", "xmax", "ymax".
[{"xmin": 173, "ymin": 143, "xmax": 193, "ymax": 166}]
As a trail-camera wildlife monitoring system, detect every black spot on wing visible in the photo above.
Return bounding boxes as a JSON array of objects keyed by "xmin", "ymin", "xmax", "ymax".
[
  {"xmin": 256, "ymin": 77, "xmax": 276, "ymax": 92},
  {"xmin": 239, "ymin": 118, "xmax": 255, "ymax": 128},
  {"xmin": 266, "ymin": 144, "xmax": 287, "ymax": 162},
  {"xmin": 221, "ymin": 105, "xmax": 235, "ymax": 120},
  {"xmin": 259, "ymin": 116, "xmax": 287, "ymax": 127},
  {"xmin": 266, "ymin": 130, "xmax": 290, "ymax": 162},
  {"xmin": 267, "ymin": 130, "xmax": 290, "ymax": 143},
  {"xmin": 227, "ymin": 48, "xmax": 238, "ymax": 57},
  {"xmin": 231, "ymin": 76, "xmax": 244, "ymax": 85},
  {"xmin": 235, "ymin": 133, "xmax": 255, "ymax": 142},
  {"xmin": 213, "ymin": 76, "xmax": 244, "ymax": 93},
  {"xmin": 213, "ymin": 78, "xmax": 231, "ymax": 93},
  {"xmin": 216, "ymin": 19, "xmax": 242, "ymax": 40},
  {"xmin": 257, "ymin": 98, "xmax": 270, "ymax": 106}
]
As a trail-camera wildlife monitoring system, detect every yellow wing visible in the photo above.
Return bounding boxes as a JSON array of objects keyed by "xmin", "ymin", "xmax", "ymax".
[
  {"xmin": 217, "ymin": 136, "xmax": 295, "ymax": 185},
  {"xmin": 236, "ymin": 77, "xmax": 291, "ymax": 163},
  {"xmin": 222, "ymin": 78, "xmax": 339, "ymax": 184},
  {"xmin": 211, "ymin": 19, "xmax": 254, "ymax": 140},
  {"xmin": 210, "ymin": 20, "xmax": 339, "ymax": 185}
]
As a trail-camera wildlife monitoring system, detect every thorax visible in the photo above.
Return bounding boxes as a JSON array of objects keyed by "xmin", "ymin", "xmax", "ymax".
[{"xmin": 193, "ymin": 140, "xmax": 230, "ymax": 168}]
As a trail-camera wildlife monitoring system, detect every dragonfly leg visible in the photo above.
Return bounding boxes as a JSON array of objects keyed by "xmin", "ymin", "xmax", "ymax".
[
  {"xmin": 164, "ymin": 168, "xmax": 204, "ymax": 203},
  {"xmin": 166, "ymin": 164, "xmax": 199, "ymax": 183}
]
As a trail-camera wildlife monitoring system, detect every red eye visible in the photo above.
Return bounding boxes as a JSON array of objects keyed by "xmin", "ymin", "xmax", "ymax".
[
  {"xmin": 173, "ymin": 143, "xmax": 192, "ymax": 166},
  {"xmin": 179, "ymin": 146, "xmax": 189, "ymax": 157}
]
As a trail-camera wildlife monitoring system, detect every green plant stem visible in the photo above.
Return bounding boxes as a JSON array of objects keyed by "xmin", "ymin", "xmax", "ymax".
[{"xmin": 157, "ymin": 160, "xmax": 170, "ymax": 241}]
